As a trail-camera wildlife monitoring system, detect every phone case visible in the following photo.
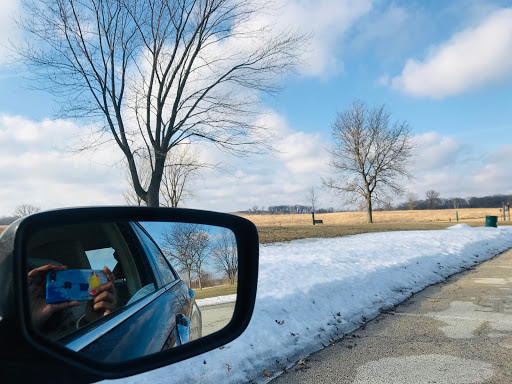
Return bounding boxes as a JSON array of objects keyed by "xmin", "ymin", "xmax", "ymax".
[{"xmin": 46, "ymin": 269, "xmax": 108, "ymax": 303}]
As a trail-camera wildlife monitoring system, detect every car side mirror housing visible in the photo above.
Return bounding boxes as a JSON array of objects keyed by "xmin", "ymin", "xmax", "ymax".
[{"xmin": 0, "ymin": 207, "xmax": 259, "ymax": 383}]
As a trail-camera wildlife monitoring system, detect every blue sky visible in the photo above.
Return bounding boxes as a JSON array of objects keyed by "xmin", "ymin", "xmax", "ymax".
[{"xmin": 1, "ymin": 0, "xmax": 512, "ymax": 214}]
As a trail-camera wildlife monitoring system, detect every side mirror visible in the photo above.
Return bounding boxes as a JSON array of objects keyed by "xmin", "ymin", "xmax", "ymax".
[{"xmin": 0, "ymin": 207, "xmax": 258, "ymax": 382}]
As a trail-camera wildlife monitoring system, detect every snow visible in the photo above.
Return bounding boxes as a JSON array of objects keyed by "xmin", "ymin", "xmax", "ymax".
[
  {"xmin": 109, "ymin": 226, "xmax": 512, "ymax": 384},
  {"xmin": 445, "ymin": 223, "xmax": 473, "ymax": 230},
  {"xmin": 196, "ymin": 294, "xmax": 237, "ymax": 307}
]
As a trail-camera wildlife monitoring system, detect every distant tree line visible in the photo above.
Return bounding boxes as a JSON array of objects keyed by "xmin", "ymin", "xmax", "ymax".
[
  {"xmin": 242, "ymin": 205, "xmax": 336, "ymax": 215},
  {"xmin": 240, "ymin": 193, "xmax": 512, "ymax": 215},
  {"xmin": 0, "ymin": 204, "xmax": 42, "ymax": 225},
  {"xmin": 394, "ymin": 193, "xmax": 512, "ymax": 211}
]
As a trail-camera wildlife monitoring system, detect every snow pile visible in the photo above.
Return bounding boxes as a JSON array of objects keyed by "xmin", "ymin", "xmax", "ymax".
[
  {"xmin": 445, "ymin": 223, "xmax": 473, "ymax": 230},
  {"xmin": 111, "ymin": 226, "xmax": 512, "ymax": 384},
  {"xmin": 196, "ymin": 294, "xmax": 237, "ymax": 308}
]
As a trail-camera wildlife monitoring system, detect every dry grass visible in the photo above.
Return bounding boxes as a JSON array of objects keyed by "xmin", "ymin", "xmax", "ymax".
[
  {"xmin": 193, "ymin": 284, "xmax": 237, "ymax": 300},
  {"xmin": 236, "ymin": 208, "xmax": 512, "ymax": 244},
  {"xmin": 0, "ymin": 225, "xmax": 6, "ymax": 236},
  {"xmin": 238, "ymin": 208, "xmax": 508, "ymax": 227}
]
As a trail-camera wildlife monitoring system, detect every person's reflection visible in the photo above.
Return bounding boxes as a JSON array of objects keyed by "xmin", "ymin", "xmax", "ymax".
[{"xmin": 28, "ymin": 264, "xmax": 117, "ymax": 338}]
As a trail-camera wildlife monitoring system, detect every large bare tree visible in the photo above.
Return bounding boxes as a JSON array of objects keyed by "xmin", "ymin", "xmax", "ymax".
[
  {"xmin": 323, "ymin": 101, "xmax": 413, "ymax": 224},
  {"xmin": 16, "ymin": 0, "xmax": 306, "ymax": 206}
]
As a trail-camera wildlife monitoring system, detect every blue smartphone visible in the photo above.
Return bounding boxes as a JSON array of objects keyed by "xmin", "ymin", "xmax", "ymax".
[{"xmin": 46, "ymin": 269, "xmax": 108, "ymax": 304}]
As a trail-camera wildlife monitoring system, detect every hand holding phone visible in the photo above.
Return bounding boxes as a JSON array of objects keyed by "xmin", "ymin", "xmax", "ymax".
[{"xmin": 46, "ymin": 269, "xmax": 108, "ymax": 304}]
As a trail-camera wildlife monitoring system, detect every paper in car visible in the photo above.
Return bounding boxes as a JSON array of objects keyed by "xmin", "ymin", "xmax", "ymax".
[{"xmin": 46, "ymin": 269, "xmax": 107, "ymax": 303}]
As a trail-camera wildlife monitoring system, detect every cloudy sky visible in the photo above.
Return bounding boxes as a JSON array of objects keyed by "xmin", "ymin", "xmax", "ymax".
[{"xmin": 1, "ymin": 0, "xmax": 512, "ymax": 215}]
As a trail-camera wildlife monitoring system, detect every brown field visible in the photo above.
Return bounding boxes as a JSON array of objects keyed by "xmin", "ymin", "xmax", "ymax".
[
  {"xmin": 237, "ymin": 208, "xmax": 512, "ymax": 243},
  {"xmin": 193, "ymin": 284, "xmax": 237, "ymax": 300},
  {"xmin": 0, "ymin": 225, "xmax": 6, "ymax": 236}
]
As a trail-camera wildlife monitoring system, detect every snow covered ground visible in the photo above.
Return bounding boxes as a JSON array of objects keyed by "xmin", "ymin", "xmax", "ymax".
[
  {"xmin": 111, "ymin": 225, "xmax": 512, "ymax": 384},
  {"xmin": 196, "ymin": 294, "xmax": 237, "ymax": 308}
]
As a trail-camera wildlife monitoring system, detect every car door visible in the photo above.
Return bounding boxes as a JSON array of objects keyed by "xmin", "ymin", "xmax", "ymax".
[{"xmin": 41, "ymin": 221, "xmax": 188, "ymax": 362}]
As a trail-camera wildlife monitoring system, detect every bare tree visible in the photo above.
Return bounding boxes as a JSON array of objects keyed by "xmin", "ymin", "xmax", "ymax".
[
  {"xmin": 406, "ymin": 192, "xmax": 418, "ymax": 210},
  {"xmin": 13, "ymin": 204, "xmax": 41, "ymax": 218},
  {"xmin": 123, "ymin": 159, "xmax": 151, "ymax": 206},
  {"xmin": 322, "ymin": 101, "xmax": 414, "ymax": 224},
  {"xmin": 212, "ymin": 229, "xmax": 238, "ymax": 285},
  {"xmin": 160, "ymin": 145, "xmax": 209, "ymax": 207},
  {"xmin": 124, "ymin": 145, "xmax": 208, "ymax": 207},
  {"xmin": 16, "ymin": 0, "xmax": 307, "ymax": 207},
  {"xmin": 305, "ymin": 186, "xmax": 319, "ymax": 213},
  {"xmin": 161, "ymin": 223, "xmax": 211, "ymax": 289},
  {"xmin": 189, "ymin": 229, "xmax": 212, "ymax": 290},
  {"xmin": 425, "ymin": 190, "xmax": 440, "ymax": 209}
]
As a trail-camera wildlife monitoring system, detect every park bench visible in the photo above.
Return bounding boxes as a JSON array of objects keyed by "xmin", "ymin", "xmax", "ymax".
[{"xmin": 313, "ymin": 219, "xmax": 323, "ymax": 224}]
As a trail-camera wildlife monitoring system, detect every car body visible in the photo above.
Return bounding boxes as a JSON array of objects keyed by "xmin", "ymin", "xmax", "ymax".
[{"xmin": 25, "ymin": 219, "xmax": 202, "ymax": 362}]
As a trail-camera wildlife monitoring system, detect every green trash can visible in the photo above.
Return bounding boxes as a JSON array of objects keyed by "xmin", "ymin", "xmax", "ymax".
[{"xmin": 485, "ymin": 216, "xmax": 498, "ymax": 227}]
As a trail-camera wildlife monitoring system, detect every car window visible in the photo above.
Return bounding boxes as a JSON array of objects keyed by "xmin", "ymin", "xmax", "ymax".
[
  {"xmin": 26, "ymin": 222, "xmax": 157, "ymax": 343},
  {"xmin": 131, "ymin": 223, "xmax": 177, "ymax": 287}
]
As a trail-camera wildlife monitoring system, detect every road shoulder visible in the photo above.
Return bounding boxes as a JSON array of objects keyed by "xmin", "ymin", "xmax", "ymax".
[{"xmin": 270, "ymin": 248, "xmax": 512, "ymax": 384}]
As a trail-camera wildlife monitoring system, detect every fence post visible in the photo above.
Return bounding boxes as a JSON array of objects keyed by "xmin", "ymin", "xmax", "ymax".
[
  {"xmin": 312, "ymin": 211, "xmax": 316, "ymax": 225},
  {"xmin": 456, "ymin": 211, "xmax": 459, "ymax": 222}
]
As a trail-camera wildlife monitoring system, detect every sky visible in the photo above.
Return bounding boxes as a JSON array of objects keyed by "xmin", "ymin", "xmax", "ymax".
[{"xmin": 1, "ymin": 0, "xmax": 512, "ymax": 215}]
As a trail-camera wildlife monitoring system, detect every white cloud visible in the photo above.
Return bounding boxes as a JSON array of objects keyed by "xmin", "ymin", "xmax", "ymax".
[
  {"xmin": 0, "ymin": 114, "xmax": 126, "ymax": 215},
  {"xmin": 190, "ymin": 112, "xmax": 332, "ymax": 212},
  {"xmin": 0, "ymin": 111, "xmax": 333, "ymax": 215},
  {"xmin": 412, "ymin": 132, "xmax": 467, "ymax": 172},
  {"xmin": 392, "ymin": 8, "xmax": 512, "ymax": 98},
  {"xmin": 407, "ymin": 133, "xmax": 512, "ymax": 200}
]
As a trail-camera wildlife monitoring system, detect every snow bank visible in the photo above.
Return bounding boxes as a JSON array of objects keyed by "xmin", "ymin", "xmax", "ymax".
[
  {"xmin": 110, "ymin": 226, "xmax": 512, "ymax": 384},
  {"xmin": 445, "ymin": 223, "xmax": 473, "ymax": 230},
  {"xmin": 196, "ymin": 294, "xmax": 237, "ymax": 308}
]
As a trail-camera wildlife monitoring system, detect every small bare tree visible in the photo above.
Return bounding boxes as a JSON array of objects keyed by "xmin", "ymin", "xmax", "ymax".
[
  {"xmin": 425, "ymin": 190, "xmax": 440, "ymax": 209},
  {"xmin": 13, "ymin": 204, "xmax": 41, "ymax": 218},
  {"xmin": 305, "ymin": 186, "xmax": 319, "ymax": 213},
  {"xmin": 406, "ymin": 192, "xmax": 418, "ymax": 210},
  {"xmin": 160, "ymin": 145, "xmax": 209, "ymax": 208},
  {"xmin": 323, "ymin": 101, "xmax": 413, "ymax": 224},
  {"xmin": 124, "ymin": 145, "xmax": 210, "ymax": 207},
  {"xmin": 212, "ymin": 229, "xmax": 238, "ymax": 285},
  {"xmin": 16, "ymin": 0, "xmax": 307, "ymax": 207},
  {"xmin": 161, "ymin": 223, "xmax": 211, "ymax": 289}
]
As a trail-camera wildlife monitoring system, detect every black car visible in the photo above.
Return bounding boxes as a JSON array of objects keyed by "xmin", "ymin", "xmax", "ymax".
[{"xmin": 25, "ymin": 219, "xmax": 202, "ymax": 362}]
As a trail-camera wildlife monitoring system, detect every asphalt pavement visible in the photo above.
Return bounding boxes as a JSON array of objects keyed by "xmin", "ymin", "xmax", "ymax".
[
  {"xmin": 199, "ymin": 302, "xmax": 236, "ymax": 336},
  {"xmin": 270, "ymin": 247, "xmax": 512, "ymax": 384}
]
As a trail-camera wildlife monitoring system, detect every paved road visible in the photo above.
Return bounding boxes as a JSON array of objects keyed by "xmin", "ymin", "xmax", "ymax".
[
  {"xmin": 199, "ymin": 302, "xmax": 236, "ymax": 336},
  {"xmin": 270, "ymin": 248, "xmax": 512, "ymax": 384}
]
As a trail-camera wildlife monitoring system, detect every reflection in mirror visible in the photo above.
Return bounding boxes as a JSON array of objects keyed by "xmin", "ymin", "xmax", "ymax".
[{"xmin": 24, "ymin": 221, "xmax": 238, "ymax": 363}]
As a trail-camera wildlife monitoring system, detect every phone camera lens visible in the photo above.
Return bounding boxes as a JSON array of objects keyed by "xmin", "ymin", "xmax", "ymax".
[{"xmin": 49, "ymin": 271, "xmax": 56, "ymax": 283}]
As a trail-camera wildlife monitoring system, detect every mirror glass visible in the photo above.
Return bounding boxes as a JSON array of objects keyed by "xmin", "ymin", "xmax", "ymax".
[{"xmin": 24, "ymin": 220, "xmax": 238, "ymax": 363}]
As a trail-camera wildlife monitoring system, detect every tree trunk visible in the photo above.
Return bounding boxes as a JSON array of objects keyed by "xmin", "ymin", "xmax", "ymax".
[
  {"xmin": 366, "ymin": 196, "xmax": 373, "ymax": 224},
  {"xmin": 145, "ymin": 155, "xmax": 166, "ymax": 207},
  {"xmin": 197, "ymin": 268, "xmax": 202, "ymax": 290},
  {"xmin": 187, "ymin": 270, "xmax": 192, "ymax": 289}
]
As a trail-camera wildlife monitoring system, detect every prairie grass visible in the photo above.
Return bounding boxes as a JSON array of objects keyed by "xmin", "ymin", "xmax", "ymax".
[
  {"xmin": 237, "ymin": 208, "xmax": 512, "ymax": 243},
  {"xmin": 238, "ymin": 208, "xmax": 508, "ymax": 227},
  {"xmin": 0, "ymin": 225, "xmax": 6, "ymax": 236},
  {"xmin": 193, "ymin": 284, "xmax": 237, "ymax": 300}
]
